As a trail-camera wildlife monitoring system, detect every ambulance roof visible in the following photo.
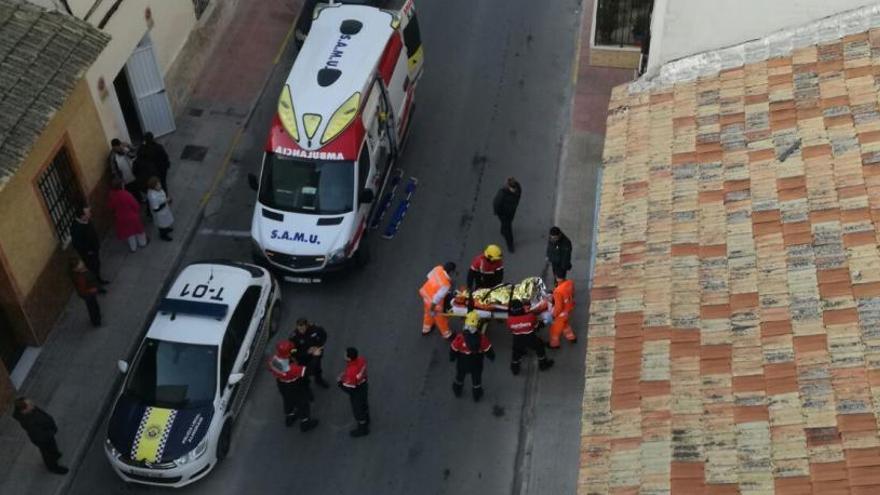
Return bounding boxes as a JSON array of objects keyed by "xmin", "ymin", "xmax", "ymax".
[
  {"xmin": 146, "ymin": 263, "xmax": 261, "ymax": 346},
  {"xmin": 285, "ymin": 4, "xmax": 395, "ymax": 144}
]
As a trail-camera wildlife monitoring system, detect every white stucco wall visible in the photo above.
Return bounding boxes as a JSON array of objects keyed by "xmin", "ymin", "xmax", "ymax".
[
  {"xmin": 646, "ymin": 0, "xmax": 878, "ymax": 78},
  {"xmin": 66, "ymin": 0, "xmax": 197, "ymax": 142}
]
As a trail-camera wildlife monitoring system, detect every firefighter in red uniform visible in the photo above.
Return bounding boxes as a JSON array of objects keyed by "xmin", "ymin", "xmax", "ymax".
[
  {"xmin": 267, "ymin": 340, "xmax": 319, "ymax": 432},
  {"xmin": 338, "ymin": 347, "xmax": 370, "ymax": 438},
  {"xmin": 507, "ymin": 299, "xmax": 554, "ymax": 375},
  {"xmin": 467, "ymin": 244, "xmax": 504, "ymax": 290},
  {"xmin": 450, "ymin": 311, "xmax": 495, "ymax": 402}
]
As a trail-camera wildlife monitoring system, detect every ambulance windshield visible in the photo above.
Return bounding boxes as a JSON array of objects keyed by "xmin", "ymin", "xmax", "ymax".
[{"xmin": 259, "ymin": 153, "xmax": 354, "ymax": 214}]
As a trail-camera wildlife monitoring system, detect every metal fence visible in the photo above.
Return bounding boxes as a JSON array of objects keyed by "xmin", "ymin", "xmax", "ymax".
[
  {"xmin": 36, "ymin": 147, "xmax": 82, "ymax": 245},
  {"xmin": 594, "ymin": 0, "xmax": 653, "ymax": 48}
]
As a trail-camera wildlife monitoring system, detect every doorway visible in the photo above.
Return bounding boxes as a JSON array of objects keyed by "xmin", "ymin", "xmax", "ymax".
[
  {"xmin": 113, "ymin": 69, "xmax": 143, "ymax": 144},
  {"xmin": 113, "ymin": 34, "xmax": 176, "ymax": 141},
  {"xmin": 0, "ymin": 308, "xmax": 23, "ymax": 372}
]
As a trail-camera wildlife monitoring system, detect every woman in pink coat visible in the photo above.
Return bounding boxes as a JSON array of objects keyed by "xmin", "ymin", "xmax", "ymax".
[{"xmin": 107, "ymin": 178, "xmax": 147, "ymax": 252}]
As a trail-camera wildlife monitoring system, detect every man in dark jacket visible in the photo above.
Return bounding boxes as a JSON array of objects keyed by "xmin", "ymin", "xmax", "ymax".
[
  {"xmin": 289, "ymin": 318, "xmax": 329, "ymax": 388},
  {"xmin": 492, "ymin": 177, "xmax": 521, "ymax": 252},
  {"xmin": 13, "ymin": 398, "xmax": 68, "ymax": 474},
  {"xmin": 69, "ymin": 205, "xmax": 108, "ymax": 286},
  {"xmin": 137, "ymin": 132, "xmax": 171, "ymax": 194},
  {"xmin": 546, "ymin": 226, "xmax": 573, "ymax": 280}
]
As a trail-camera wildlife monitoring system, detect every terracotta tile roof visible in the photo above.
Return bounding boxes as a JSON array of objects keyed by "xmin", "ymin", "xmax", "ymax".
[
  {"xmin": 580, "ymin": 26, "xmax": 880, "ymax": 495},
  {"xmin": 0, "ymin": 0, "xmax": 109, "ymax": 191}
]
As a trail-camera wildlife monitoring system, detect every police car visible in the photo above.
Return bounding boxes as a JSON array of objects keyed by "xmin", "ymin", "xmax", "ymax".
[{"xmin": 103, "ymin": 261, "xmax": 281, "ymax": 487}]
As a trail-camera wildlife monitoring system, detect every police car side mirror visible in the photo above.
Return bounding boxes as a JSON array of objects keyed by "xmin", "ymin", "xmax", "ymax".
[
  {"xmin": 248, "ymin": 173, "xmax": 259, "ymax": 192},
  {"xmin": 359, "ymin": 189, "xmax": 375, "ymax": 204},
  {"xmin": 117, "ymin": 360, "xmax": 129, "ymax": 374},
  {"xmin": 228, "ymin": 373, "xmax": 245, "ymax": 386}
]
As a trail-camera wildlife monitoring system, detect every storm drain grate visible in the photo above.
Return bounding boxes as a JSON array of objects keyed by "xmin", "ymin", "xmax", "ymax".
[{"xmin": 180, "ymin": 145, "xmax": 208, "ymax": 162}]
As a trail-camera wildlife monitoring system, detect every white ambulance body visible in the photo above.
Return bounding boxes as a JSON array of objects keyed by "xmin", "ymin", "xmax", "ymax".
[{"xmin": 250, "ymin": 1, "xmax": 422, "ymax": 281}]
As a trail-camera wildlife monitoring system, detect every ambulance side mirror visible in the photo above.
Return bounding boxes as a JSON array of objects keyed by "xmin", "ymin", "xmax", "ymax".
[
  {"xmin": 359, "ymin": 189, "xmax": 375, "ymax": 204},
  {"xmin": 248, "ymin": 173, "xmax": 259, "ymax": 192}
]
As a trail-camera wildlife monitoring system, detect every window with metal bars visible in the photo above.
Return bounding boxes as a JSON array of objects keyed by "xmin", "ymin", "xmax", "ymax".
[
  {"xmin": 36, "ymin": 147, "xmax": 83, "ymax": 245},
  {"xmin": 594, "ymin": 0, "xmax": 653, "ymax": 48}
]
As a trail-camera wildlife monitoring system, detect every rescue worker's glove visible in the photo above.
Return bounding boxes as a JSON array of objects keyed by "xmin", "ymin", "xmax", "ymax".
[{"xmin": 486, "ymin": 348, "xmax": 496, "ymax": 362}]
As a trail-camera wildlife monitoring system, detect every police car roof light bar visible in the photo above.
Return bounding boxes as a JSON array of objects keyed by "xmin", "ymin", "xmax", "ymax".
[{"xmin": 158, "ymin": 298, "xmax": 229, "ymax": 321}]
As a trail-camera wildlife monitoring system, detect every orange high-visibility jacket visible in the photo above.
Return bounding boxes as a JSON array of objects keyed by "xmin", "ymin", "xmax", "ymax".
[
  {"xmin": 419, "ymin": 265, "xmax": 452, "ymax": 305},
  {"xmin": 552, "ymin": 279, "xmax": 575, "ymax": 318}
]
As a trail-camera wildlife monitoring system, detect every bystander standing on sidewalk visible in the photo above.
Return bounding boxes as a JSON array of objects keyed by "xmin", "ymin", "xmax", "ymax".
[
  {"xmin": 108, "ymin": 178, "xmax": 148, "ymax": 252},
  {"xmin": 70, "ymin": 258, "xmax": 101, "ymax": 327},
  {"xmin": 13, "ymin": 398, "xmax": 69, "ymax": 475},
  {"xmin": 493, "ymin": 177, "xmax": 521, "ymax": 252},
  {"xmin": 546, "ymin": 226, "xmax": 572, "ymax": 280},
  {"xmin": 146, "ymin": 177, "xmax": 174, "ymax": 242},
  {"xmin": 138, "ymin": 132, "xmax": 171, "ymax": 194},
  {"xmin": 108, "ymin": 139, "xmax": 139, "ymax": 199},
  {"xmin": 69, "ymin": 205, "xmax": 109, "ymax": 285}
]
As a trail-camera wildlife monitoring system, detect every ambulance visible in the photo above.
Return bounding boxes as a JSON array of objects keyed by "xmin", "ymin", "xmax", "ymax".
[{"xmin": 249, "ymin": 0, "xmax": 423, "ymax": 282}]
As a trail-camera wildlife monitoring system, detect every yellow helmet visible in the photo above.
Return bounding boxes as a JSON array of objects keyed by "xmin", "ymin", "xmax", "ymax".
[
  {"xmin": 484, "ymin": 244, "xmax": 503, "ymax": 261},
  {"xmin": 464, "ymin": 311, "xmax": 481, "ymax": 329}
]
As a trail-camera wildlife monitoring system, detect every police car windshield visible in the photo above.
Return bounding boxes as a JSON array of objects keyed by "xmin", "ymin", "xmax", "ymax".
[
  {"xmin": 259, "ymin": 154, "xmax": 354, "ymax": 214},
  {"xmin": 124, "ymin": 339, "xmax": 217, "ymax": 409}
]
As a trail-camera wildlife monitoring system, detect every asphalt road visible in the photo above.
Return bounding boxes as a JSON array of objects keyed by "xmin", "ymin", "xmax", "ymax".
[{"xmin": 67, "ymin": 0, "xmax": 585, "ymax": 493}]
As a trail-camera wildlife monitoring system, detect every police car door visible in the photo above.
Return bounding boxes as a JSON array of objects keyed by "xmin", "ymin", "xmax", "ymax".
[{"xmin": 220, "ymin": 286, "xmax": 263, "ymax": 417}]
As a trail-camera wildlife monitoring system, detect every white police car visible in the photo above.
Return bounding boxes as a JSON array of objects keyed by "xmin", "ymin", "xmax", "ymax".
[{"xmin": 103, "ymin": 261, "xmax": 281, "ymax": 487}]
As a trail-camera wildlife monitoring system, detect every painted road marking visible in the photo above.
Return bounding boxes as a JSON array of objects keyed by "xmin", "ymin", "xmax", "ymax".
[{"xmin": 199, "ymin": 228, "xmax": 252, "ymax": 237}]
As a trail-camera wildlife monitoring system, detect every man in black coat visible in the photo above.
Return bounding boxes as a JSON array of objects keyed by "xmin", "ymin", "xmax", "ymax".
[
  {"xmin": 137, "ymin": 132, "xmax": 171, "ymax": 194},
  {"xmin": 546, "ymin": 226, "xmax": 573, "ymax": 279},
  {"xmin": 69, "ymin": 205, "xmax": 108, "ymax": 286},
  {"xmin": 12, "ymin": 398, "xmax": 68, "ymax": 474},
  {"xmin": 289, "ymin": 318, "xmax": 329, "ymax": 388},
  {"xmin": 492, "ymin": 177, "xmax": 521, "ymax": 252}
]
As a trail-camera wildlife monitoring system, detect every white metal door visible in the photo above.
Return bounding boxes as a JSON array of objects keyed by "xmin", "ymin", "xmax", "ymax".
[{"xmin": 125, "ymin": 36, "xmax": 175, "ymax": 137}]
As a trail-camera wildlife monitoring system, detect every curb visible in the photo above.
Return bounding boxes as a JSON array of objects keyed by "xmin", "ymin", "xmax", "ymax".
[{"xmin": 56, "ymin": 22, "xmax": 294, "ymax": 495}]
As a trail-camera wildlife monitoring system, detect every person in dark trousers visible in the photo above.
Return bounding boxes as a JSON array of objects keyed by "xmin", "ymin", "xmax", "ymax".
[
  {"xmin": 12, "ymin": 397, "xmax": 69, "ymax": 474},
  {"xmin": 506, "ymin": 299, "xmax": 554, "ymax": 375},
  {"xmin": 493, "ymin": 177, "xmax": 521, "ymax": 252},
  {"xmin": 289, "ymin": 318, "xmax": 329, "ymax": 388},
  {"xmin": 108, "ymin": 139, "xmax": 139, "ymax": 200},
  {"xmin": 268, "ymin": 340, "xmax": 319, "ymax": 431},
  {"xmin": 450, "ymin": 311, "xmax": 495, "ymax": 402},
  {"xmin": 137, "ymin": 132, "xmax": 171, "ymax": 194},
  {"xmin": 546, "ymin": 226, "xmax": 573, "ymax": 280},
  {"xmin": 70, "ymin": 258, "xmax": 101, "ymax": 327},
  {"xmin": 69, "ymin": 205, "xmax": 108, "ymax": 286},
  {"xmin": 338, "ymin": 347, "xmax": 370, "ymax": 437}
]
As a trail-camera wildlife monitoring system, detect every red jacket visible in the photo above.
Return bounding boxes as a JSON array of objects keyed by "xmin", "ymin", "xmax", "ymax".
[
  {"xmin": 450, "ymin": 333, "xmax": 493, "ymax": 354},
  {"xmin": 107, "ymin": 188, "xmax": 145, "ymax": 240},
  {"xmin": 267, "ymin": 355, "xmax": 306, "ymax": 383},
  {"xmin": 340, "ymin": 356, "xmax": 368, "ymax": 388},
  {"xmin": 507, "ymin": 312, "xmax": 538, "ymax": 335},
  {"xmin": 469, "ymin": 254, "xmax": 503, "ymax": 276}
]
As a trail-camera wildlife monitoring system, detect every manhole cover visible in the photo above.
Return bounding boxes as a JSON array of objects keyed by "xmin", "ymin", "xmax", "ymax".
[
  {"xmin": 187, "ymin": 107, "xmax": 204, "ymax": 117},
  {"xmin": 180, "ymin": 145, "xmax": 208, "ymax": 162}
]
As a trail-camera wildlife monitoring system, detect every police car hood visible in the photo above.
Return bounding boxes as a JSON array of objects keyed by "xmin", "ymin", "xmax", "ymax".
[
  {"xmin": 108, "ymin": 394, "xmax": 214, "ymax": 463},
  {"xmin": 254, "ymin": 206, "xmax": 354, "ymax": 256}
]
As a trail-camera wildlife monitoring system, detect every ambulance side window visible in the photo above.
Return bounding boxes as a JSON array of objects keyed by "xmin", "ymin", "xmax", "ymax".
[
  {"xmin": 403, "ymin": 14, "xmax": 422, "ymax": 57},
  {"xmin": 358, "ymin": 144, "xmax": 371, "ymax": 193}
]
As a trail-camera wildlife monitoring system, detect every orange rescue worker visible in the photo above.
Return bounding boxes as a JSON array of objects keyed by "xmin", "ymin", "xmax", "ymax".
[
  {"xmin": 419, "ymin": 262, "xmax": 456, "ymax": 338},
  {"xmin": 467, "ymin": 244, "xmax": 504, "ymax": 290},
  {"xmin": 549, "ymin": 275, "xmax": 576, "ymax": 348}
]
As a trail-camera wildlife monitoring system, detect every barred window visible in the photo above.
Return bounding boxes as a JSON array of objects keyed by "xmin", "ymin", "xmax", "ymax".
[
  {"xmin": 36, "ymin": 147, "xmax": 83, "ymax": 245},
  {"xmin": 193, "ymin": 0, "xmax": 210, "ymax": 19},
  {"xmin": 594, "ymin": 0, "xmax": 653, "ymax": 48}
]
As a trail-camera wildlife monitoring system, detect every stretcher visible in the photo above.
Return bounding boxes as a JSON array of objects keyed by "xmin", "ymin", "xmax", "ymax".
[{"xmin": 444, "ymin": 276, "xmax": 553, "ymax": 323}]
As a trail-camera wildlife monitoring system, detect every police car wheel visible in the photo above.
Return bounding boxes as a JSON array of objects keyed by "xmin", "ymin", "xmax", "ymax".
[
  {"xmin": 217, "ymin": 423, "xmax": 232, "ymax": 461},
  {"xmin": 269, "ymin": 302, "xmax": 282, "ymax": 335}
]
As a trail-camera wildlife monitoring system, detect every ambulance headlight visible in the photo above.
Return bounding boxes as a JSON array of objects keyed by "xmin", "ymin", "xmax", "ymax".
[
  {"xmin": 328, "ymin": 246, "xmax": 348, "ymax": 264},
  {"xmin": 175, "ymin": 437, "xmax": 209, "ymax": 466},
  {"xmin": 321, "ymin": 92, "xmax": 361, "ymax": 144},
  {"xmin": 278, "ymin": 85, "xmax": 299, "ymax": 141}
]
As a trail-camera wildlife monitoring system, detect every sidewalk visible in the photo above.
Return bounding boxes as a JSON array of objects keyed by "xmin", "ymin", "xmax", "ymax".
[{"xmin": 0, "ymin": 1, "xmax": 301, "ymax": 494}]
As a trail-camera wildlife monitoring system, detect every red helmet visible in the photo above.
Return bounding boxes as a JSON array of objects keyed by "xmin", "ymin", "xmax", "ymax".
[{"xmin": 275, "ymin": 340, "xmax": 295, "ymax": 357}]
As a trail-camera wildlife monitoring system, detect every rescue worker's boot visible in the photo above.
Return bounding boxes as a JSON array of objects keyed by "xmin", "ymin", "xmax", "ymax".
[
  {"xmin": 510, "ymin": 361, "xmax": 521, "ymax": 376},
  {"xmin": 472, "ymin": 386, "xmax": 483, "ymax": 402},
  {"xmin": 284, "ymin": 412, "xmax": 298, "ymax": 427},
  {"xmin": 452, "ymin": 381, "xmax": 463, "ymax": 397},
  {"xmin": 350, "ymin": 422, "xmax": 370, "ymax": 438},
  {"xmin": 538, "ymin": 358, "xmax": 555, "ymax": 371},
  {"xmin": 300, "ymin": 418, "xmax": 319, "ymax": 432}
]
